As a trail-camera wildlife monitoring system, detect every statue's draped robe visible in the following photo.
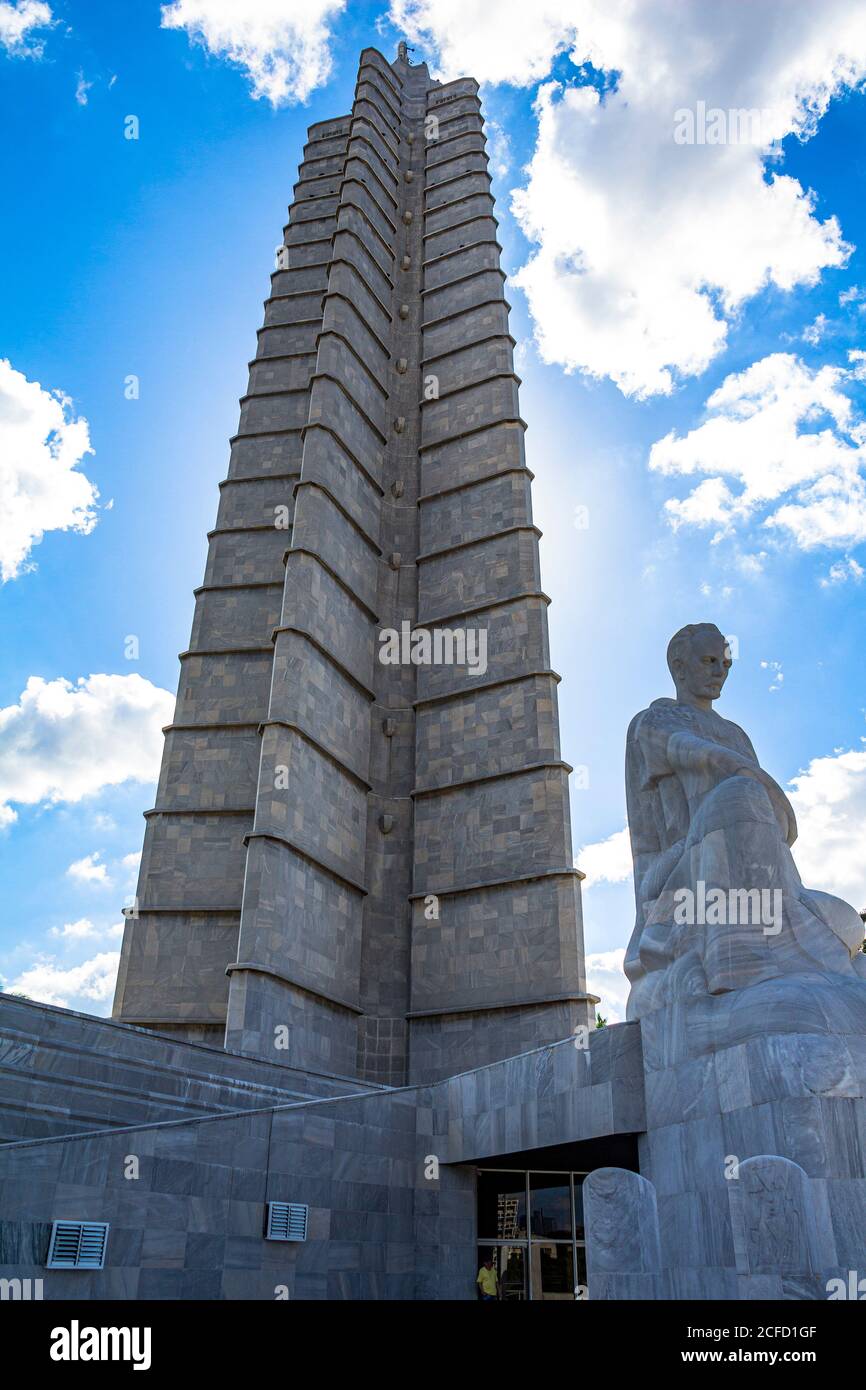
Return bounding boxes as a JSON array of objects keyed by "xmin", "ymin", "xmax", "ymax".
[{"xmin": 624, "ymin": 699, "xmax": 864, "ymax": 1020}]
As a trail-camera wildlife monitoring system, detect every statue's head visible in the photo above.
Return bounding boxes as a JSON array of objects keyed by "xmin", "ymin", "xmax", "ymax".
[{"xmin": 666, "ymin": 623, "xmax": 732, "ymax": 709}]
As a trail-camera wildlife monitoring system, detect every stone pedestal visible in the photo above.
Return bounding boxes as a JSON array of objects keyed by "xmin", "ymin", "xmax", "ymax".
[{"xmin": 586, "ymin": 974, "xmax": 866, "ymax": 1299}]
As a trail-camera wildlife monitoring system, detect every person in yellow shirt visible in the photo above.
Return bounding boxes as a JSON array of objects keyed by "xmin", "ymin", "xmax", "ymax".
[{"xmin": 477, "ymin": 1256, "xmax": 499, "ymax": 1301}]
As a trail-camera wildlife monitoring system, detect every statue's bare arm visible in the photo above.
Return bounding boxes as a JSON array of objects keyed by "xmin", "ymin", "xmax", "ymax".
[{"xmin": 666, "ymin": 730, "xmax": 797, "ymax": 845}]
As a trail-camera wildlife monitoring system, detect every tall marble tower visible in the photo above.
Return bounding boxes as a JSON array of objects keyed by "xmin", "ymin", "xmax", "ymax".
[{"xmin": 113, "ymin": 45, "xmax": 594, "ymax": 1086}]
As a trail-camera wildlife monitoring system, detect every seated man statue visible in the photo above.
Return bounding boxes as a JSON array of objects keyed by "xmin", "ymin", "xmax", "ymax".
[{"xmin": 624, "ymin": 622, "xmax": 865, "ymax": 1020}]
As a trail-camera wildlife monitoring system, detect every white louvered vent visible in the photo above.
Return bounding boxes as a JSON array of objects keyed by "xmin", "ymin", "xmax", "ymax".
[
  {"xmin": 266, "ymin": 1202, "xmax": 308, "ymax": 1241},
  {"xmin": 47, "ymin": 1221, "xmax": 109, "ymax": 1269}
]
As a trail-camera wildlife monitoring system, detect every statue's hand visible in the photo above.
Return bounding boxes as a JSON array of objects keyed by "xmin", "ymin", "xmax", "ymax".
[
  {"xmin": 669, "ymin": 731, "xmax": 756, "ymax": 783},
  {"xmin": 735, "ymin": 766, "xmax": 797, "ymax": 845}
]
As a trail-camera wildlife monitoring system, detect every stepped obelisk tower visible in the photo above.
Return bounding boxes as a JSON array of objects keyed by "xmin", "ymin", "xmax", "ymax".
[{"xmin": 114, "ymin": 44, "xmax": 594, "ymax": 1086}]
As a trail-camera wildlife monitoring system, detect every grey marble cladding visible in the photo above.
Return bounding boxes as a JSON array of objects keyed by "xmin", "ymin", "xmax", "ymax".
[
  {"xmin": 299, "ymin": 429, "xmax": 382, "ymax": 542},
  {"xmin": 189, "ymin": 587, "xmax": 282, "ymax": 650},
  {"xmin": 412, "ymin": 765, "xmax": 574, "ymax": 896},
  {"xmin": 137, "ymin": 812, "xmax": 250, "ymax": 909},
  {"xmin": 269, "ymin": 631, "xmax": 371, "ymax": 782},
  {"xmin": 424, "ymin": 213, "xmax": 497, "ymax": 262},
  {"xmin": 418, "ymin": 528, "xmax": 540, "ymax": 621},
  {"xmin": 280, "ymin": 554, "xmax": 375, "ymax": 691},
  {"xmin": 238, "ymin": 390, "xmax": 310, "ymax": 438},
  {"xmin": 424, "ymin": 240, "xmax": 501, "ymax": 291},
  {"xmin": 116, "ymin": 46, "xmax": 592, "ymax": 1088},
  {"xmin": 424, "ymin": 193, "xmax": 495, "ymax": 238},
  {"xmin": 172, "ymin": 651, "xmax": 273, "ymax": 725},
  {"xmin": 420, "ymin": 424, "xmax": 526, "ymax": 503},
  {"xmin": 410, "ymin": 873, "xmax": 583, "ymax": 1013},
  {"xmin": 421, "ymin": 375, "xmax": 519, "ymax": 446},
  {"xmin": 415, "ymin": 675, "xmax": 561, "ymax": 789},
  {"xmin": 233, "ymin": 837, "xmax": 362, "ymax": 1004},
  {"xmin": 253, "ymin": 724, "xmax": 368, "ymax": 884},
  {"xmin": 112, "ymin": 915, "xmax": 239, "ymax": 1022},
  {"xmin": 204, "ymin": 528, "xmax": 287, "ymax": 587},
  {"xmin": 0, "ymin": 1028, "xmax": 636, "ymax": 1301},
  {"xmin": 414, "ymin": 597, "xmax": 551, "ymax": 700},
  {"xmin": 292, "ymin": 487, "xmax": 379, "ymax": 616},
  {"xmin": 423, "ymin": 300, "xmax": 511, "ymax": 364},
  {"xmin": 422, "ymin": 343, "xmax": 515, "ymax": 409},
  {"xmin": 155, "ymin": 726, "xmax": 261, "ymax": 811},
  {"xmin": 419, "ymin": 470, "xmax": 531, "ymax": 551},
  {"xmin": 246, "ymin": 353, "xmax": 317, "ymax": 395},
  {"xmin": 224, "ymin": 971, "xmax": 360, "ymax": 1077},
  {"xmin": 0, "ymin": 994, "xmax": 374, "ymax": 1142},
  {"xmin": 313, "ymin": 332, "xmax": 388, "ymax": 433},
  {"xmin": 228, "ymin": 432, "xmax": 304, "ymax": 478},
  {"xmin": 215, "ymin": 476, "xmax": 296, "ymax": 530},
  {"xmin": 321, "ymin": 296, "xmax": 390, "ymax": 383}
]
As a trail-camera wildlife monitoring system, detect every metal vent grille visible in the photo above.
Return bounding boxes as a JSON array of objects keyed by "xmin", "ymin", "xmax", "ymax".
[
  {"xmin": 47, "ymin": 1221, "xmax": 109, "ymax": 1269},
  {"xmin": 266, "ymin": 1202, "xmax": 308, "ymax": 1242}
]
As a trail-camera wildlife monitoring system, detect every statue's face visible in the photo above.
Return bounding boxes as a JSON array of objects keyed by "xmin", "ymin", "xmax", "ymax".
[{"xmin": 674, "ymin": 627, "xmax": 732, "ymax": 704}]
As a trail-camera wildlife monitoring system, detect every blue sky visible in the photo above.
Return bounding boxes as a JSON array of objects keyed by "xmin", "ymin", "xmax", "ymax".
[{"xmin": 3, "ymin": 0, "xmax": 866, "ymax": 1021}]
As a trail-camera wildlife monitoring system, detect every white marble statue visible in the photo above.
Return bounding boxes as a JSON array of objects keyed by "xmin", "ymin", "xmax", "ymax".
[{"xmin": 624, "ymin": 623, "xmax": 865, "ymax": 1019}]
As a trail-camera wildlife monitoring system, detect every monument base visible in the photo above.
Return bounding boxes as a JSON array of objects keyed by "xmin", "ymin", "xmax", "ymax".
[{"xmin": 586, "ymin": 974, "xmax": 866, "ymax": 1299}]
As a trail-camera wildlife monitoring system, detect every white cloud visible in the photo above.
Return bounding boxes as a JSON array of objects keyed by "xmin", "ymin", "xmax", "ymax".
[
  {"xmin": 650, "ymin": 352, "xmax": 866, "ymax": 550},
  {"xmin": 585, "ymin": 948, "xmax": 629, "ymax": 1023},
  {"xmin": 160, "ymin": 0, "xmax": 346, "ymax": 106},
  {"xmin": 840, "ymin": 284, "xmax": 866, "ymax": 309},
  {"xmin": 75, "ymin": 70, "xmax": 92, "ymax": 105},
  {"xmin": 0, "ymin": 359, "xmax": 99, "ymax": 581},
  {"xmin": 397, "ymin": 0, "xmax": 865, "ymax": 398},
  {"xmin": 803, "ymin": 313, "xmax": 829, "ymax": 345},
  {"xmin": 391, "ymin": 0, "xmax": 574, "ymax": 86},
  {"xmin": 0, "ymin": 0, "xmax": 52, "ymax": 56},
  {"xmin": 576, "ymin": 825, "xmax": 632, "ymax": 886},
  {"xmin": 761, "ymin": 658, "xmax": 784, "ymax": 693},
  {"xmin": 49, "ymin": 917, "xmax": 124, "ymax": 942},
  {"xmin": 788, "ymin": 747, "xmax": 866, "ymax": 911},
  {"xmin": 821, "ymin": 556, "xmax": 864, "ymax": 586},
  {"xmin": 2, "ymin": 952, "xmax": 119, "ymax": 1010},
  {"xmin": 49, "ymin": 917, "xmax": 99, "ymax": 940},
  {"xmin": 0, "ymin": 673, "xmax": 174, "ymax": 826},
  {"xmin": 121, "ymin": 850, "xmax": 141, "ymax": 880},
  {"xmin": 66, "ymin": 851, "xmax": 111, "ymax": 885},
  {"xmin": 483, "ymin": 118, "xmax": 512, "ymax": 179}
]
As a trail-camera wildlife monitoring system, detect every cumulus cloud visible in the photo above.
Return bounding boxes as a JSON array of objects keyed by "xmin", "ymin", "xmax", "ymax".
[
  {"xmin": 396, "ymin": 0, "xmax": 865, "ymax": 398},
  {"xmin": 2, "ymin": 952, "xmax": 120, "ymax": 1010},
  {"xmin": 576, "ymin": 825, "xmax": 632, "ymax": 886},
  {"xmin": 585, "ymin": 948, "xmax": 629, "ymax": 1023},
  {"xmin": 0, "ymin": 673, "xmax": 174, "ymax": 826},
  {"xmin": 49, "ymin": 917, "xmax": 99, "ymax": 940},
  {"xmin": 391, "ymin": 0, "xmax": 576, "ymax": 86},
  {"xmin": 48, "ymin": 918, "xmax": 124, "ymax": 942},
  {"xmin": 0, "ymin": 359, "xmax": 99, "ymax": 581},
  {"xmin": 650, "ymin": 352, "xmax": 866, "ymax": 550},
  {"xmin": 160, "ymin": 0, "xmax": 346, "ymax": 106},
  {"xmin": 121, "ymin": 850, "xmax": 141, "ymax": 881},
  {"xmin": 788, "ymin": 747, "xmax": 866, "ymax": 911},
  {"xmin": 0, "ymin": 0, "xmax": 52, "ymax": 56},
  {"xmin": 66, "ymin": 851, "xmax": 110, "ymax": 886}
]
